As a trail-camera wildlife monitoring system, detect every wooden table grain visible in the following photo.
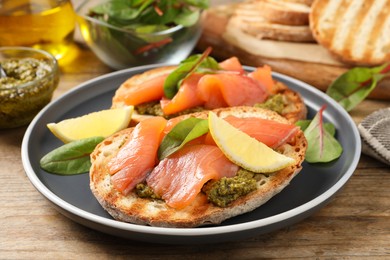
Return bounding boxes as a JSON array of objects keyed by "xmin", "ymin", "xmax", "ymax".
[{"xmin": 1, "ymin": 43, "xmax": 389, "ymax": 259}]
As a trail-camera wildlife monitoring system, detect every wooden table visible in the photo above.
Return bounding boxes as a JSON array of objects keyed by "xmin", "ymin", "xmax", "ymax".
[{"xmin": 1, "ymin": 42, "xmax": 389, "ymax": 258}]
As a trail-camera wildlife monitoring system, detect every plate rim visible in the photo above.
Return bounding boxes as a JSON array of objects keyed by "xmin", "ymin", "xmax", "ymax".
[{"xmin": 21, "ymin": 64, "xmax": 361, "ymax": 239}]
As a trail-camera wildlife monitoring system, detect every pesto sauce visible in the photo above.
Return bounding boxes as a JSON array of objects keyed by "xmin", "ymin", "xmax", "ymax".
[
  {"xmin": 203, "ymin": 169, "xmax": 258, "ymax": 207},
  {"xmin": 0, "ymin": 58, "xmax": 58, "ymax": 128},
  {"xmin": 255, "ymin": 94, "xmax": 285, "ymax": 114},
  {"xmin": 135, "ymin": 101, "xmax": 205, "ymax": 119},
  {"xmin": 0, "ymin": 58, "xmax": 51, "ymax": 88},
  {"xmin": 135, "ymin": 183, "xmax": 161, "ymax": 200}
]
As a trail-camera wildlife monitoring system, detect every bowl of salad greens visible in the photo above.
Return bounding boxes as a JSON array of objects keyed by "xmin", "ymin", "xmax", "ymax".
[{"xmin": 75, "ymin": 0, "xmax": 208, "ymax": 70}]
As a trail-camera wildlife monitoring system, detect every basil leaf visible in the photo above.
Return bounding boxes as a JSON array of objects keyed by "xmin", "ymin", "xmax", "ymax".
[
  {"xmin": 163, "ymin": 48, "xmax": 218, "ymax": 98},
  {"xmin": 327, "ymin": 63, "xmax": 390, "ymax": 111},
  {"xmin": 40, "ymin": 136, "xmax": 104, "ymax": 175},
  {"xmin": 296, "ymin": 120, "xmax": 336, "ymax": 136},
  {"xmin": 158, "ymin": 118, "xmax": 209, "ymax": 160},
  {"xmin": 303, "ymin": 106, "xmax": 343, "ymax": 163}
]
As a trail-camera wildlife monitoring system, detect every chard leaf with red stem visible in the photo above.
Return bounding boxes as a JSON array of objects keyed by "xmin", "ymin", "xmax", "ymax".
[
  {"xmin": 302, "ymin": 105, "xmax": 343, "ymax": 163},
  {"xmin": 163, "ymin": 47, "xmax": 219, "ymax": 98},
  {"xmin": 326, "ymin": 63, "xmax": 390, "ymax": 111}
]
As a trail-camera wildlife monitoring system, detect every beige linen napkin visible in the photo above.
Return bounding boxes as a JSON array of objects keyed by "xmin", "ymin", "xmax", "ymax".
[{"xmin": 358, "ymin": 107, "xmax": 390, "ymax": 166}]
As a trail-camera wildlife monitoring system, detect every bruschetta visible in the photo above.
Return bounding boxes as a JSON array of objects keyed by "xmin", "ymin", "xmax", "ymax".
[
  {"xmin": 89, "ymin": 106, "xmax": 307, "ymax": 228},
  {"xmin": 111, "ymin": 56, "xmax": 307, "ymax": 124}
]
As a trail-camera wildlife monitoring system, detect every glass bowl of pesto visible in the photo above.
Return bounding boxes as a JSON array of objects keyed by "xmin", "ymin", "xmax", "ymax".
[
  {"xmin": 0, "ymin": 47, "xmax": 59, "ymax": 129},
  {"xmin": 75, "ymin": 0, "xmax": 207, "ymax": 70}
]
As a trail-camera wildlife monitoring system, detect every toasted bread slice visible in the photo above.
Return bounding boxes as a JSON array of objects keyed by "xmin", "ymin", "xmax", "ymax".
[
  {"xmin": 230, "ymin": 15, "xmax": 315, "ymax": 42},
  {"xmin": 252, "ymin": 0, "xmax": 311, "ymax": 26},
  {"xmin": 282, "ymin": 0, "xmax": 314, "ymax": 6},
  {"xmin": 111, "ymin": 66, "xmax": 307, "ymax": 124},
  {"xmin": 310, "ymin": 0, "xmax": 390, "ymax": 65},
  {"xmin": 231, "ymin": 0, "xmax": 315, "ymax": 42},
  {"xmin": 90, "ymin": 106, "xmax": 307, "ymax": 228}
]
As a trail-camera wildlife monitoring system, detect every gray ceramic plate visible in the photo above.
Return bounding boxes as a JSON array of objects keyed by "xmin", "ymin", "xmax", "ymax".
[{"xmin": 21, "ymin": 65, "xmax": 361, "ymax": 244}]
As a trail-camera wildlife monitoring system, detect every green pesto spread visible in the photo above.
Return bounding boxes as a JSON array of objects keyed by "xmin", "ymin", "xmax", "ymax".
[
  {"xmin": 135, "ymin": 183, "xmax": 161, "ymax": 200},
  {"xmin": 0, "ymin": 58, "xmax": 51, "ymax": 88},
  {"xmin": 0, "ymin": 58, "xmax": 58, "ymax": 128},
  {"xmin": 135, "ymin": 101, "xmax": 205, "ymax": 119},
  {"xmin": 202, "ymin": 169, "xmax": 258, "ymax": 207},
  {"xmin": 254, "ymin": 94, "xmax": 285, "ymax": 114}
]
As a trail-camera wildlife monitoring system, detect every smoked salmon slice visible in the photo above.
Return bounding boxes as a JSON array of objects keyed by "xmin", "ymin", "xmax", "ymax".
[
  {"xmin": 160, "ymin": 73, "xmax": 204, "ymax": 115},
  {"xmin": 197, "ymin": 74, "xmax": 269, "ymax": 109},
  {"xmin": 205, "ymin": 116, "xmax": 299, "ymax": 148},
  {"xmin": 225, "ymin": 116, "xmax": 299, "ymax": 148},
  {"xmin": 218, "ymin": 57, "xmax": 244, "ymax": 73},
  {"xmin": 146, "ymin": 145, "xmax": 239, "ymax": 209},
  {"xmin": 248, "ymin": 65, "xmax": 274, "ymax": 92},
  {"xmin": 113, "ymin": 73, "xmax": 168, "ymax": 106},
  {"xmin": 108, "ymin": 117, "xmax": 167, "ymax": 195}
]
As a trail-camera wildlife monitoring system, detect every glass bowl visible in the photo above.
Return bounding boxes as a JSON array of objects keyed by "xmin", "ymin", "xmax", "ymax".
[
  {"xmin": 75, "ymin": 0, "xmax": 203, "ymax": 70},
  {"xmin": 0, "ymin": 47, "xmax": 59, "ymax": 129}
]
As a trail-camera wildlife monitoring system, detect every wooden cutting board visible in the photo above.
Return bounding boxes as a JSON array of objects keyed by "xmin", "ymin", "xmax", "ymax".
[{"xmin": 196, "ymin": 4, "xmax": 390, "ymax": 100}]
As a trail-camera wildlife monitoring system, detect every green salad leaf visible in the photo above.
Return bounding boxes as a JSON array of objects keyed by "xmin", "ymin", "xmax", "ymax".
[
  {"xmin": 296, "ymin": 120, "xmax": 336, "ymax": 136},
  {"xmin": 326, "ymin": 63, "xmax": 390, "ymax": 111},
  {"xmin": 158, "ymin": 117, "xmax": 209, "ymax": 160},
  {"xmin": 89, "ymin": 0, "xmax": 209, "ymax": 30},
  {"xmin": 163, "ymin": 47, "xmax": 219, "ymax": 98},
  {"xmin": 173, "ymin": 7, "xmax": 200, "ymax": 27},
  {"xmin": 91, "ymin": 0, "xmax": 153, "ymax": 21},
  {"xmin": 40, "ymin": 136, "xmax": 104, "ymax": 175},
  {"xmin": 299, "ymin": 106, "xmax": 342, "ymax": 163}
]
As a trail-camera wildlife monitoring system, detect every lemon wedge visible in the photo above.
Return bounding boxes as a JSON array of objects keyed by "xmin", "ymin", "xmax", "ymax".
[
  {"xmin": 47, "ymin": 106, "xmax": 133, "ymax": 143},
  {"xmin": 208, "ymin": 111, "xmax": 295, "ymax": 173}
]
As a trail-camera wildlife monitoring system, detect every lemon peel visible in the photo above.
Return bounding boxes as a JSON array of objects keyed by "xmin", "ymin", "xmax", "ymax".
[
  {"xmin": 47, "ymin": 106, "xmax": 133, "ymax": 143},
  {"xmin": 208, "ymin": 111, "xmax": 295, "ymax": 173}
]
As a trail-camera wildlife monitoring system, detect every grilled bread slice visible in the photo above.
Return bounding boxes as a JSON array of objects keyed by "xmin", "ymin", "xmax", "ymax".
[
  {"xmin": 249, "ymin": 0, "xmax": 311, "ymax": 26},
  {"xmin": 283, "ymin": 0, "xmax": 314, "ymax": 5},
  {"xmin": 310, "ymin": 0, "xmax": 390, "ymax": 65},
  {"xmin": 230, "ymin": 0, "xmax": 315, "ymax": 42},
  {"xmin": 230, "ymin": 15, "xmax": 315, "ymax": 42},
  {"xmin": 111, "ymin": 66, "xmax": 307, "ymax": 124},
  {"xmin": 90, "ymin": 106, "xmax": 307, "ymax": 228}
]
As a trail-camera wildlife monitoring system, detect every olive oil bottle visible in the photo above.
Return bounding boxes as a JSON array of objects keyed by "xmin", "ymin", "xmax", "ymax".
[{"xmin": 0, "ymin": 0, "xmax": 77, "ymax": 61}]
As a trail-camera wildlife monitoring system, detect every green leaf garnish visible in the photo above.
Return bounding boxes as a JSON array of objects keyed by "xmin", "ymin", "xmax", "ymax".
[
  {"xmin": 163, "ymin": 47, "xmax": 219, "ymax": 98},
  {"xmin": 301, "ymin": 105, "xmax": 342, "ymax": 163},
  {"xmin": 40, "ymin": 136, "xmax": 104, "ymax": 175},
  {"xmin": 158, "ymin": 117, "xmax": 209, "ymax": 160},
  {"xmin": 326, "ymin": 63, "xmax": 390, "ymax": 111},
  {"xmin": 296, "ymin": 120, "xmax": 336, "ymax": 136}
]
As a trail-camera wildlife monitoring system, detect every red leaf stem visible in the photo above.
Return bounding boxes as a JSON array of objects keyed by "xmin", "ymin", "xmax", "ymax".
[
  {"xmin": 318, "ymin": 105, "xmax": 326, "ymax": 159},
  {"xmin": 153, "ymin": 3, "xmax": 164, "ymax": 16},
  {"xmin": 186, "ymin": 46, "xmax": 213, "ymax": 76},
  {"xmin": 133, "ymin": 37, "xmax": 173, "ymax": 55}
]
